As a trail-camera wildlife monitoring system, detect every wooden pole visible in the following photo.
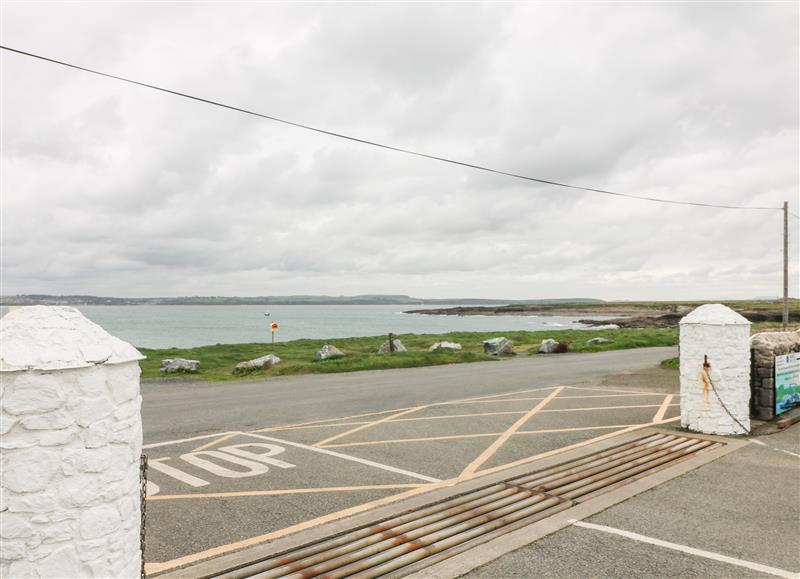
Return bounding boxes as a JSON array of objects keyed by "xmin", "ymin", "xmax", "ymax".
[
  {"xmin": 784, "ymin": 200, "xmax": 789, "ymax": 331},
  {"xmin": 389, "ymin": 332, "xmax": 395, "ymax": 353}
]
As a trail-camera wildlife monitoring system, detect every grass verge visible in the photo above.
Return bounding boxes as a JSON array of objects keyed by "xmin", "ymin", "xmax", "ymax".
[
  {"xmin": 660, "ymin": 356, "xmax": 680, "ymax": 370},
  {"xmin": 139, "ymin": 327, "xmax": 679, "ymax": 382}
]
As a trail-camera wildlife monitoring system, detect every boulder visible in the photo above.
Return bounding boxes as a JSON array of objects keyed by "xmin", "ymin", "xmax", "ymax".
[
  {"xmin": 428, "ymin": 341, "xmax": 462, "ymax": 352},
  {"xmin": 233, "ymin": 354, "xmax": 281, "ymax": 375},
  {"xmin": 315, "ymin": 344, "xmax": 345, "ymax": 361},
  {"xmin": 483, "ymin": 337, "xmax": 513, "ymax": 356},
  {"xmin": 538, "ymin": 339, "xmax": 559, "ymax": 353},
  {"xmin": 160, "ymin": 358, "xmax": 200, "ymax": 373},
  {"xmin": 378, "ymin": 339, "xmax": 407, "ymax": 354},
  {"xmin": 586, "ymin": 337, "xmax": 610, "ymax": 346}
]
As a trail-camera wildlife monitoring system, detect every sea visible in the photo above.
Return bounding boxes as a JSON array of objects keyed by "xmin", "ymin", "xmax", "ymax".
[{"xmin": 0, "ymin": 304, "xmax": 612, "ymax": 349}]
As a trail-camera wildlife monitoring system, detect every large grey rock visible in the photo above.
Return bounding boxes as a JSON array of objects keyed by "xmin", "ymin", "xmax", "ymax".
[
  {"xmin": 538, "ymin": 339, "xmax": 559, "ymax": 353},
  {"xmin": 586, "ymin": 337, "xmax": 610, "ymax": 346},
  {"xmin": 233, "ymin": 354, "xmax": 280, "ymax": 374},
  {"xmin": 315, "ymin": 344, "xmax": 345, "ymax": 361},
  {"xmin": 483, "ymin": 337, "xmax": 513, "ymax": 356},
  {"xmin": 378, "ymin": 339, "xmax": 407, "ymax": 354},
  {"xmin": 160, "ymin": 358, "xmax": 200, "ymax": 373},
  {"xmin": 428, "ymin": 341, "xmax": 462, "ymax": 352}
]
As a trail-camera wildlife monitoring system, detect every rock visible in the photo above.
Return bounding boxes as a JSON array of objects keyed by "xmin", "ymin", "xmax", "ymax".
[
  {"xmin": 483, "ymin": 337, "xmax": 513, "ymax": 356},
  {"xmin": 538, "ymin": 339, "xmax": 559, "ymax": 353},
  {"xmin": 233, "ymin": 354, "xmax": 280, "ymax": 374},
  {"xmin": 750, "ymin": 329, "xmax": 800, "ymax": 356},
  {"xmin": 586, "ymin": 337, "xmax": 610, "ymax": 346},
  {"xmin": 378, "ymin": 339, "xmax": 407, "ymax": 354},
  {"xmin": 428, "ymin": 341, "xmax": 462, "ymax": 352},
  {"xmin": 160, "ymin": 358, "xmax": 200, "ymax": 373},
  {"xmin": 314, "ymin": 345, "xmax": 344, "ymax": 361}
]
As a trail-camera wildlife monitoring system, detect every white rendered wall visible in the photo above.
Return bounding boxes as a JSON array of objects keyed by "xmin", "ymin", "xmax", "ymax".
[
  {"xmin": 1, "ymin": 307, "xmax": 145, "ymax": 578},
  {"xmin": 679, "ymin": 304, "xmax": 751, "ymax": 435}
]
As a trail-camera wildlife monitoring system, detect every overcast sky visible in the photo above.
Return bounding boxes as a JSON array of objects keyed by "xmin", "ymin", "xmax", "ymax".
[{"xmin": 2, "ymin": 2, "xmax": 798, "ymax": 300}]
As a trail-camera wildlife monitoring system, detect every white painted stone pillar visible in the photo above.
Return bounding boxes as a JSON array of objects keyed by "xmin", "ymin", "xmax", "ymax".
[
  {"xmin": 1, "ymin": 306, "xmax": 145, "ymax": 578},
  {"xmin": 679, "ymin": 304, "xmax": 751, "ymax": 435}
]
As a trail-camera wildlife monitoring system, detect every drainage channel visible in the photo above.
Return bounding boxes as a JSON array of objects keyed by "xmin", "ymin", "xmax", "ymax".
[{"xmin": 205, "ymin": 433, "xmax": 720, "ymax": 579}]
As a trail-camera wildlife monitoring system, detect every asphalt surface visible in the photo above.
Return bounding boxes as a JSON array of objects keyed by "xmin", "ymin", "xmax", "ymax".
[
  {"xmin": 142, "ymin": 346, "xmax": 677, "ymax": 442},
  {"xmin": 142, "ymin": 347, "xmax": 683, "ymax": 573},
  {"xmin": 141, "ymin": 348, "xmax": 800, "ymax": 578}
]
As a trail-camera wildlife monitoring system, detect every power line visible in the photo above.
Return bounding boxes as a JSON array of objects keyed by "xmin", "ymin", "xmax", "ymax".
[{"xmin": 0, "ymin": 44, "xmax": 788, "ymax": 213}]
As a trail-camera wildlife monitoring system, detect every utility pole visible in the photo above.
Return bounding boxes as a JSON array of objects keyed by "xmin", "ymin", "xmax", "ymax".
[{"xmin": 784, "ymin": 200, "xmax": 789, "ymax": 331}]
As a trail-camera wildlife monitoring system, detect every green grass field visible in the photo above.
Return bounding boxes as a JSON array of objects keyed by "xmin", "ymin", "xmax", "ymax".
[{"xmin": 139, "ymin": 327, "xmax": 679, "ymax": 382}]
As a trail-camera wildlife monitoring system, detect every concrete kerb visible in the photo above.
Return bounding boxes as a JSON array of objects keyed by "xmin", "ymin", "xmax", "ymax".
[{"xmin": 155, "ymin": 428, "xmax": 743, "ymax": 578}]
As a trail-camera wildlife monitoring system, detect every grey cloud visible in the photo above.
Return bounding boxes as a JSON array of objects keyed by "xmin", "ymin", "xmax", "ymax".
[{"xmin": 1, "ymin": 2, "xmax": 797, "ymax": 299}]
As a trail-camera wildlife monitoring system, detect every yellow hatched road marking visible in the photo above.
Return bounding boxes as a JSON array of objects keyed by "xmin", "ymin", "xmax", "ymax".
[
  {"xmin": 251, "ymin": 403, "xmax": 678, "ymax": 438},
  {"xmin": 147, "ymin": 483, "xmax": 424, "ymax": 501},
  {"xmin": 325, "ymin": 432, "xmax": 499, "ymax": 448},
  {"xmin": 458, "ymin": 386, "xmax": 565, "ymax": 479},
  {"xmin": 250, "ymin": 407, "xmax": 418, "ymax": 434},
  {"xmin": 446, "ymin": 397, "xmax": 547, "ymax": 405},
  {"xmin": 249, "ymin": 386, "xmax": 558, "ymax": 436},
  {"xmin": 391, "ymin": 410, "xmax": 526, "ymax": 422},
  {"xmin": 321, "ymin": 424, "xmax": 644, "ymax": 449},
  {"xmin": 559, "ymin": 393, "xmax": 670, "ymax": 399},
  {"xmin": 252, "ymin": 420, "xmax": 372, "ymax": 433},
  {"xmin": 313, "ymin": 406, "xmax": 427, "ymax": 447},
  {"xmin": 565, "ymin": 385, "xmax": 674, "ymax": 397},
  {"xmin": 540, "ymin": 403, "xmax": 677, "ymax": 413},
  {"xmin": 652, "ymin": 394, "xmax": 675, "ymax": 422},
  {"xmin": 471, "ymin": 416, "xmax": 681, "ymax": 479}
]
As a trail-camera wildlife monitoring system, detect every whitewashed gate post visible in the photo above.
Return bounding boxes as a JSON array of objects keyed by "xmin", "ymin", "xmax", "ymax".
[
  {"xmin": 1, "ymin": 306, "xmax": 145, "ymax": 578},
  {"xmin": 679, "ymin": 304, "xmax": 751, "ymax": 435}
]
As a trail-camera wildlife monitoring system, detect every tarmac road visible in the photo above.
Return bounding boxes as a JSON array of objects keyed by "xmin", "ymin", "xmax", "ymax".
[
  {"xmin": 142, "ymin": 346, "xmax": 677, "ymax": 443},
  {"xmin": 141, "ymin": 347, "xmax": 683, "ymax": 573}
]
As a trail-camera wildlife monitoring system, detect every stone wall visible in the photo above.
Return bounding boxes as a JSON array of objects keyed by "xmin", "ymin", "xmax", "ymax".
[
  {"xmin": 679, "ymin": 304, "xmax": 751, "ymax": 435},
  {"xmin": 750, "ymin": 330, "xmax": 800, "ymax": 420},
  {"xmin": 1, "ymin": 307, "xmax": 145, "ymax": 578}
]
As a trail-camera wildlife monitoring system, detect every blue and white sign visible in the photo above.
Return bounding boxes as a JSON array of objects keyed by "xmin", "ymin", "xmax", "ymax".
[{"xmin": 775, "ymin": 352, "xmax": 800, "ymax": 415}]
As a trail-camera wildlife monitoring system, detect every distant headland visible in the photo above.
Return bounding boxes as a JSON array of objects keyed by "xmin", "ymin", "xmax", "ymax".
[{"xmin": 0, "ymin": 294, "xmax": 604, "ymax": 307}]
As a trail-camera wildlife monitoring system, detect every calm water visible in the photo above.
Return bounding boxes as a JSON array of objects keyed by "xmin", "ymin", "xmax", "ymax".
[{"xmin": 0, "ymin": 305, "xmax": 611, "ymax": 349}]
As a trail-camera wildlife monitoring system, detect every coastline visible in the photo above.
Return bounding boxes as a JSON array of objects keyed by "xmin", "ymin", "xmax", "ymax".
[{"xmin": 404, "ymin": 299, "xmax": 799, "ymax": 328}]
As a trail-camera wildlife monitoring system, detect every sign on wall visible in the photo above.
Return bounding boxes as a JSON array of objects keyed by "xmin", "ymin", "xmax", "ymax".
[{"xmin": 775, "ymin": 352, "xmax": 800, "ymax": 415}]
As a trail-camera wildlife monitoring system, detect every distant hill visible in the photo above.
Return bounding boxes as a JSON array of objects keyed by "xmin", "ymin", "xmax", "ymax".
[{"xmin": 1, "ymin": 294, "xmax": 604, "ymax": 306}]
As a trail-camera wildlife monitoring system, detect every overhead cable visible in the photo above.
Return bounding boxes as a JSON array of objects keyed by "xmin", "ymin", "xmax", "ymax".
[{"xmin": 0, "ymin": 45, "xmax": 789, "ymax": 213}]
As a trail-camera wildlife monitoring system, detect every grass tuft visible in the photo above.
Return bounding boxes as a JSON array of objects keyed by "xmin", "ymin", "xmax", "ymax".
[{"xmin": 660, "ymin": 356, "xmax": 680, "ymax": 369}]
